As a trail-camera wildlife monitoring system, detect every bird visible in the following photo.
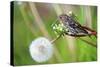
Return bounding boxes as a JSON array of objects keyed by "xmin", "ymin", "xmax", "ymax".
[{"xmin": 58, "ymin": 14, "xmax": 97, "ymax": 37}]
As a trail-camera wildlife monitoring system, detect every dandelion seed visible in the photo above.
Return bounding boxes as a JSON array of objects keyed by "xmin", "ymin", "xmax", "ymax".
[{"xmin": 29, "ymin": 37, "xmax": 54, "ymax": 63}]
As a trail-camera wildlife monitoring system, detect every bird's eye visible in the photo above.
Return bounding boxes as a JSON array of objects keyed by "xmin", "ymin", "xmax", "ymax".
[{"xmin": 59, "ymin": 16, "xmax": 62, "ymax": 19}]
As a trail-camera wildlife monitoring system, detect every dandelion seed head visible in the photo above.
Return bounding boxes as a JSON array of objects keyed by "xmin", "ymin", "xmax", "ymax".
[{"xmin": 29, "ymin": 37, "xmax": 54, "ymax": 63}]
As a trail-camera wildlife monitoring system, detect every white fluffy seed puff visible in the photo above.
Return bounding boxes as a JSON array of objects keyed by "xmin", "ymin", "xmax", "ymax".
[{"xmin": 29, "ymin": 37, "xmax": 54, "ymax": 63}]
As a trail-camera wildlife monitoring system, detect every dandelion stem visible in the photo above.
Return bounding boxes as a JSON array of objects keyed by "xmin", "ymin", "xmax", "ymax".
[
  {"xmin": 51, "ymin": 33, "xmax": 97, "ymax": 48},
  {"xmin": 51, "ymin": 34, "xmax": 62, "ymax": 44}
]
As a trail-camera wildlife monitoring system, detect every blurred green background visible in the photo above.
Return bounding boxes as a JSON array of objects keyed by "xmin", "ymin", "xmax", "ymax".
[{"xmin": 13, "ymin": 1, "xmax": 97, "ymax": 66}]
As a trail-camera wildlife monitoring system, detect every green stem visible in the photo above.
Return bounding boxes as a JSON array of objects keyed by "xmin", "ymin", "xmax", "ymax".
[
  {"xmin": 78, "ymin": 37, "xmax": 97, "ymax": 48},
  {"xmin": 51, "ymin": 34, "xmax": 62, "ymax": 44}
]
